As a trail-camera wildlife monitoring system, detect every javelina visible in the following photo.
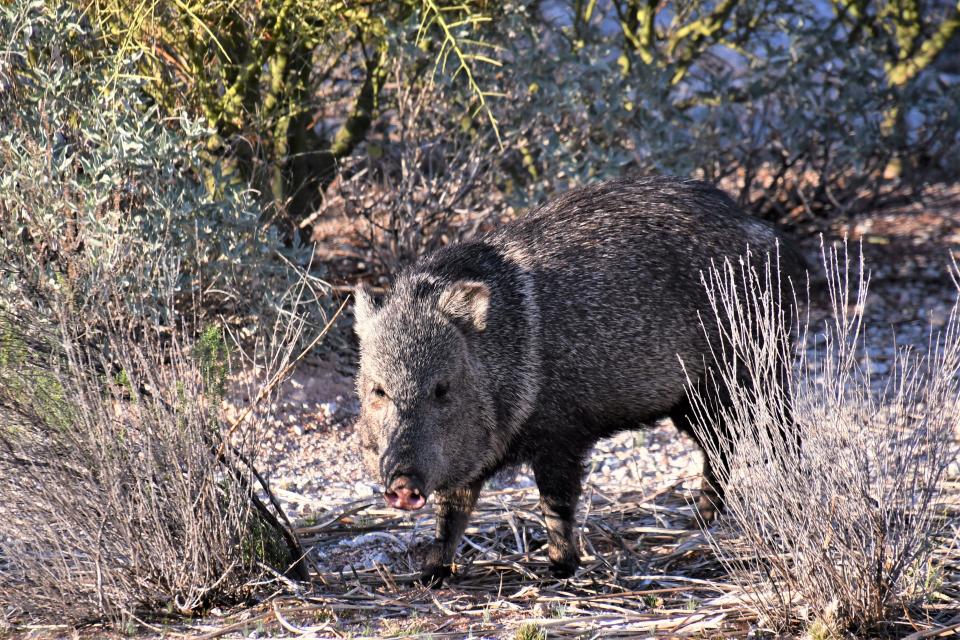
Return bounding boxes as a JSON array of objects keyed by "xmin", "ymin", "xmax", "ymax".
[{"xmin": 352, "ymin": 176, "xmax": 801, "ymax": 584}]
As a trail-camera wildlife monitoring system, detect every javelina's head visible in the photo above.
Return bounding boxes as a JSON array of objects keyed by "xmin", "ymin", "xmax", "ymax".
[{"xmin": 353, "ymin": 278, "xmax": 496, "ymax": 510}]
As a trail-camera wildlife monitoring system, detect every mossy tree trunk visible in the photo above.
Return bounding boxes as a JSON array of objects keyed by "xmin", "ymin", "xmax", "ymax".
[{"xmin": 86, "ymin": 0, "xmax": 398, "ymax": 239}]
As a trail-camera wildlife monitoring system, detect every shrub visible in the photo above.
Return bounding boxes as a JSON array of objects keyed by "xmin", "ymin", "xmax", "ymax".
[
  {"xmin": 0, "ymin": 2, "xmax": 318, "ymax": 626},
  {"xmin": 83, "ymin": 0, "xmax": 501, "ymax": 232},
  {"xmin": 0, "ymin": 301, "xmax": 308, "ymax": 624},
  {"xmin": 0, "ymin": 0, "xmax": 325, "ymax": 335},
  {"xmin": 685, "ymin": 242, "xmax": 960, "ymax": 634},
  {"xmin": 489, "ymin": 1, "xmax": 960, "ymax": 222},
  {"xmin": 322, "ymin": 1, "xmax": 960, "ymax": 270},
  {"xmin": 39, "ymin": 0, "xmax": 959, "ymax": 272},
  {"xmin": 331, "ymin": 59, "xmax": 505, "ymax": 276}
]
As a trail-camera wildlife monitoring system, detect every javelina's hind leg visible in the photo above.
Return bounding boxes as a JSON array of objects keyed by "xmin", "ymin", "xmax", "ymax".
[
  {"xmin": 532, "ymin": 453, "xmax": 583, "ymax": 578},
  {"xmin": 695, "ymin": 456, "xmax": 726, "ymax": 524},
  {"xmin": 669, "ymin": 401, "xmax": 729, "ymax": 524},
  {"xmin": 420, "ymin": 479, "xmax": 482, "ymax": 587}
]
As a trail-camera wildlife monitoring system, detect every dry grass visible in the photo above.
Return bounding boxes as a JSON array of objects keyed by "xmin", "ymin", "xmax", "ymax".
[
  {"xmin": 8, "ymin": 410, "xmax": 950, "ymax": 636},
  {"xmin": 183, "ymin": 483, "xmax": 746, "ymax": 638},
  {"xmin": 156, "ymin": 472, "xmax": 957, "ymax": 639},
  {"xmin": 686, "ymin": 240, "xmax": 960, "ymax": 636}
]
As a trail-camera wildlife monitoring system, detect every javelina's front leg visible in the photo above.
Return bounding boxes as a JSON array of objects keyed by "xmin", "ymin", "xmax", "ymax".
[
  {"xmin": 420, "ymin": 479, "xmax": 482, "ymax": 587},
  {"xmin": 532, "ymin": 456, "xmax": 582, "ymax": 578}
]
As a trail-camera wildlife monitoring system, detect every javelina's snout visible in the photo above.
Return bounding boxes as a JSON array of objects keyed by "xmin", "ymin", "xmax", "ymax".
[{"xmin": 384, "ymin": 473, "xmax": 426, "ymax": 510}]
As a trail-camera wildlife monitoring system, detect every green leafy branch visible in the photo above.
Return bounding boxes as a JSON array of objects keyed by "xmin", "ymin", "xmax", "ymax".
[
  {"xmin": 885, "ymin": 0, "xmax": 960, "ymax": 86},
  {"xmin": 418, "ymin": 0, "xmax": 503, "ymax": 147}
]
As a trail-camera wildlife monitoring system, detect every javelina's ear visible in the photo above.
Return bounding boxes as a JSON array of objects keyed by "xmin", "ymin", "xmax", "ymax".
[
  {"xmin": 353, "ymin": 284, "xmax": 376, "ymax": 342},
  {"xmin": 438, "ymin": 281, "xmax": 491, "ymax": 332}
]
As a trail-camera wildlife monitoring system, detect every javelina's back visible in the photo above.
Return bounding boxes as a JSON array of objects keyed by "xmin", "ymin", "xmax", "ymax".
[{"xmin": 485, "ymin": 176, "xmax": 795, "ymax": 443}]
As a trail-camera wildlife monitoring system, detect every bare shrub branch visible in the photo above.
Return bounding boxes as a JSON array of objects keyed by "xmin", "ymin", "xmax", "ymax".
[{"xmin": 331, "ymin": 59, "xmax": 504, "ymax": 276}]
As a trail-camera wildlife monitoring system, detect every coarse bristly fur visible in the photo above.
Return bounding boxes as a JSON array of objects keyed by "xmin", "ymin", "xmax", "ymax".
[{"xmin": 352, "ymin": 175, "xmax": 805, "ymax": 585}]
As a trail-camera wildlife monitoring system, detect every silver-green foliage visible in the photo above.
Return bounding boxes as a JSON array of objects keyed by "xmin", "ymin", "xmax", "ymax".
[
  {"xmin": 0, "ymin": 0, "xmax": 297, "ymax": 329},
  {"xmin": 0, "ymin": 5, "xmax": 312, "ymax": 624}
]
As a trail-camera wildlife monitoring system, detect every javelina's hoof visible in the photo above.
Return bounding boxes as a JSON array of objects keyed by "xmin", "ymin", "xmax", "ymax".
[
  {"xmin": 695, "ymin": 492, "xmax": 721, "ymax": 524},
  {"xmin": 548, "ymin": 561, "xmax": 577, "ymax": 579},
  {"xmin": 546, "ymin": 540, "xmax": 580, "ymax": 578},
  {"xmin": 419, "ymin": 563, "xmax": 452, "ymax": 588},
  {"xmin": 548, "ymin": 558, "xmax": 579, "ymax": 579}
]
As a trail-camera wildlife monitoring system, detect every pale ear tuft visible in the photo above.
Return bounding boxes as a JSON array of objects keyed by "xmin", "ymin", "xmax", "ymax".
[
  {"xmin": 438, "ymin": 281, "xmax": 491, "ymax": 332},
  {"xmin": 353, "ymin": 284, "xmax": 376, "ymax": 341}
]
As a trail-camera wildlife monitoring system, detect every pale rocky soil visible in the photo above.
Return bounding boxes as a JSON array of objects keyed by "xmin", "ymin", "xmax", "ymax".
[{"xmin": 228, "ymin": 188, "xmax": 960, "ymax": 575}]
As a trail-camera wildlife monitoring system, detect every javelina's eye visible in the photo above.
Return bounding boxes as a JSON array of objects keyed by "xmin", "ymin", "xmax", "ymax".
[
  {"xmin": 434, "ymin": 382, "xmax": 448, "ymax": 400},
  {"xmin": 371, "ymin": 386, "xmax": 387, "ymax": 399}
]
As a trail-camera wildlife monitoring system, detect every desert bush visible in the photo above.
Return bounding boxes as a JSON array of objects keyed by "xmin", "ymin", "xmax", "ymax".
[
  {"xmin": 0, "ymin": 6, "xmax": 326, "ymax": 625},
  {"xmin": 489, "ymin": 1, "xmax": 960, "ymax": 222},
  {"xmin": 0, "ymin": 0, "xmax": 327, "ymax": 335},
  {"xmin": 329, "ymin": 60, "xmax": 505, "ymax": 275},
  {"xmin": 48, "ymin": 0, "xmax": 960, "ymax": 272},
  {"xmin": 322, "ymin": 0, "xmax": 960, "ymax": 270},
  {"xmin": 685, "ymin": 242, "xmax": 960, "ymax": 634},
  {"xmin": 0, "ymin": 292, "xmax": 312, "ymax": 625},
  {"xmin": 84, "ymin": 0, "xmax": 378, "ymax": 228},
  {"xmin": 83, "ymin": 0, "xmax": 502, "ymax": 232}
]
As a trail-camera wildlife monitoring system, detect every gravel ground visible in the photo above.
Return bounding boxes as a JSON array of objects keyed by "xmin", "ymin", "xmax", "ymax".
[{"xmin": 226, "ymin": 193, "xmax": 960, "ymax": 574}]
